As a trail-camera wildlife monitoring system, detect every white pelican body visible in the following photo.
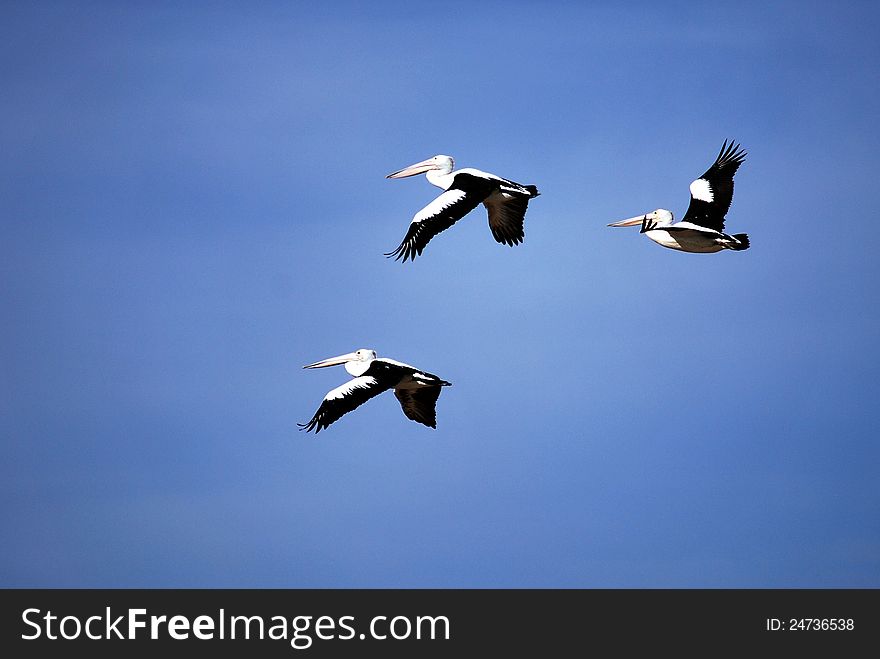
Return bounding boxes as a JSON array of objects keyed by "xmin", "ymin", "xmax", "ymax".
[
  {"xmin": 609, "ymin": 141, "xmax": 750, "ymax": 253},
  {"xmin": 385, "ymin": 155, "xmax": 539, "ymax": 261},
  {"xmin": 299, "ymin": 349, "xmax": 451, "ymax": 433}
]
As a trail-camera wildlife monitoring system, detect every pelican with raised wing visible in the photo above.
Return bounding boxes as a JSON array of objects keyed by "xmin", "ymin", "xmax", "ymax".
[
  {"xmin": 385, "ymin": 155, "xmax": 540, "ymax": 261},
  {"xmin": 299, "ymin": 349, "xmax": 452, "ymax": 433},
  {"xmin": 608, "ymin": 140, "xmax": 750, "ymax": 253}
]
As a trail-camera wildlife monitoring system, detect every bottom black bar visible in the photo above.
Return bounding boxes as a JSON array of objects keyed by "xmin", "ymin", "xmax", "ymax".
[{"xmin": 1, "ymin": 589, "xmax": 876, "ymax": 656}]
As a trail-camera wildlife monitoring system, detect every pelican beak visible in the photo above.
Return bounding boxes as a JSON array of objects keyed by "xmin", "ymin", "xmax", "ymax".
[
  {"xmin": 607, "ymin": 215, "xmax": 646, "ymax": 228},
  {"xmin": 386, "ymin": 158, "xmax": 438, "ymax": 179},
  {"xmin": 303, "ymin": 352, "xmax": 359, "ymax": 369}
]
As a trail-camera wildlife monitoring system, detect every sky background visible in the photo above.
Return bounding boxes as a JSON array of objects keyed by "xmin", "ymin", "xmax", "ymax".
[{"xmin": 2, "ymin": 1, "xmax": 879, "ymax": 587}]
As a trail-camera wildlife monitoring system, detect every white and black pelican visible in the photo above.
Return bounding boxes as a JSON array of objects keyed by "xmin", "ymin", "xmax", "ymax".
[
  {"xmin": 299, "ymin": 349, "xmax": 452, "ymax": 433},
  {"xmin": 385, "ymin": 155, "xmax": 540, "ymax": 261},
  {"xmin": 608, "ymin": 140, "xmax": 750, "ymax": 253}
]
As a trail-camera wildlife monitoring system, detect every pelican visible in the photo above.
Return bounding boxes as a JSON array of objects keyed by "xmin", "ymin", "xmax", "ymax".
[
  {"xmin": 299, "ymin": 349, "xmax": 452, "ymax": 433},
  {"xmin": 608, "ymin": 140, "xmax": 750, "ymax": 253},
  {"xmin": 385, "ymin": 155, "xmax": 540, "ymax": 261}
]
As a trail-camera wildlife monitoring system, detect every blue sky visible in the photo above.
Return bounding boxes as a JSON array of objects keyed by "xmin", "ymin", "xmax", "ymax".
[{"xmin": 2, "ymin": 1, "xmax": 878, "ymax": 587}]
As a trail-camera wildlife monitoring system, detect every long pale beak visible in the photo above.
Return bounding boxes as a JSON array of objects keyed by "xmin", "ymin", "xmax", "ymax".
[
  {"xmin": 386, "ymin": 158, "xmax": 437, "ymax": 179},
  {"xmin": 607, "ymin": 215, "xmax": 646, "ymax": 227},
  {"xmin": 303, "ymin": 352, "xmax": 358, "ymax": 369}
]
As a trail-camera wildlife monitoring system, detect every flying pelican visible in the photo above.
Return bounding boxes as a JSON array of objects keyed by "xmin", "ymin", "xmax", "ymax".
[
  {"xmin": 385, "ymin": 155, "xmax": 540, "ymax": 261},
  {"xmin": 299, "ymin": 349, "xmax": 452, "ymax": 433},
  {"xmin": 608, "ymin": 140, "xmax": 750, "ymax": 253}
]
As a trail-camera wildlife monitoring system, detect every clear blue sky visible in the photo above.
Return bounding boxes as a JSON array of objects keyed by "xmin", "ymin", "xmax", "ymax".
[{"xmin": 2, "ymin": 1, "xmax": 878, "ymax": 587}]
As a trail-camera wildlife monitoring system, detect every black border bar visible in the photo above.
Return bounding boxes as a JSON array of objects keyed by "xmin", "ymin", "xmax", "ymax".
[{"xmin": 2, "ymin": 588, "xmax": 876, "ymax": 656}]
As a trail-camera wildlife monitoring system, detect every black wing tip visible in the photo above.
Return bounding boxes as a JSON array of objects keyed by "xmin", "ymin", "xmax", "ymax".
[
  {"xmin": 492, "ymin": 235, "xmax": 524, "ymax": 247},
  {"xmin": 383, "ymin": 246, "xmax": 408, "ymax": 261},
  {"xmin": 490, "ymin": 225, "xmax": 525, "ymax": 247},
  {"xmin": 716, "ymin": 139, "xmax": 747, "ymax": 166},
  {"xmin": 491, "ymin": 229, "xmax": 525, "ymax": 246},
  {"xmin": 384, "ymin": 240, "xmax": 420, "ymax": 262},
  {"xmin": 297, "ymin": 417, "xmax": 324, "ymax": 433}
]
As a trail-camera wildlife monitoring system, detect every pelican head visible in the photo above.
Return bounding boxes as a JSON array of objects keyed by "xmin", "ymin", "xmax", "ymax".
[
  {"xmin": 303, "ymin": 348, "xmax": 377, "ymax": 369},
  {"xmin": 386, "ymin": 155, "xmax": 455, "ymax": 179},
  {"xmin": 608, "ymin": 209, "xmax": 674, "ymax": 232}
]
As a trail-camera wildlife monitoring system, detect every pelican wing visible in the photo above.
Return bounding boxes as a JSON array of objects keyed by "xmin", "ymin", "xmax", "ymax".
[
  {"xmin": 385, "ymin": 174, "xmax": 496, "ymax": 262},
  {"xmin": 483, "ymin": 191, "xmax": 532, "ymax": 246},
  {"xmin": 681, "ymin": 140, "xmax": 746, "ymax": 232},
  {"xmin": 298, "ymin": 376, "xmax": 393, "ymax": 433},
  {"xmin": 394, "ymin": 386, "xmax": 445, "ymax": 428}
]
